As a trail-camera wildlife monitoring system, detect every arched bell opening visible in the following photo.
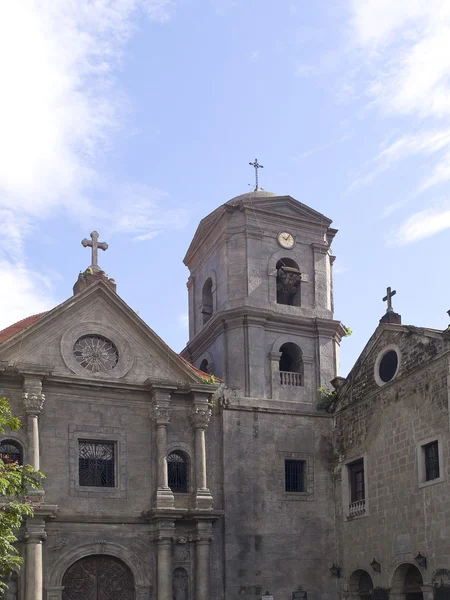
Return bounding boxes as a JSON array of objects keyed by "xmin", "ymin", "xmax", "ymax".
[{"xmin": 276, "ymin": 258, "xmax": 301, "ymax": 306}]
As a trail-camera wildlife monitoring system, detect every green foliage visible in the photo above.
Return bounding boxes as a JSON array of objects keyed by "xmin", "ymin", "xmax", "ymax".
[
  {"xmin": 205, "ymin": 375, "xmax": 217, "ymax": 385},
  {"xmin": 342, "ymin": 325, "xmax": 353, "ymax": 337},
  {"xmin": 0, "ymin": 398, "xmax": 44, "ymax": 595},
  {"xmin": 316, "ymin": 387, "xmax": 337, "ymax": 413}
]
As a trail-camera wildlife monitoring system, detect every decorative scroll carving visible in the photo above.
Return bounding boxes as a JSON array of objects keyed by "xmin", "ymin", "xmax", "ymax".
[
  {"xmin": 189, "ymin": 405, "xmax": 212, "ymax": 429},
  {"xmin": 173, "ymin": 538, "xmax": 190, "ymax": 561},
  {"xmin": 49, "ymin": 536, "xmax": 69, "ymax": 553},
  {"xmin": 152, "ymin": 405, "xmax": 172, "ymax": 425}
]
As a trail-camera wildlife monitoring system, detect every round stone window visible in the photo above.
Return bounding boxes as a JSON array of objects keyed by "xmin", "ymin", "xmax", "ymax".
[
  {"xmin": 73, "ymin": 335, "xmax": 119, "ymax": 373},
  {"xmin": 375, "ymin": 346, "xmax": 400, "ymax": 386}
]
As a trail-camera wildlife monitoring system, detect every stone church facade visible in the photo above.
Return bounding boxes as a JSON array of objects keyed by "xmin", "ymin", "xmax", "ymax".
[{"xmin": 0, "ymin": 190, "xmax": 448, "ymax": 600}]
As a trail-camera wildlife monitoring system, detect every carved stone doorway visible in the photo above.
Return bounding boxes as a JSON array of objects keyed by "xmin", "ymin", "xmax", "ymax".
[{"xmin": 62, "ymin": 555, "xmax": 135, "ymax": 600}]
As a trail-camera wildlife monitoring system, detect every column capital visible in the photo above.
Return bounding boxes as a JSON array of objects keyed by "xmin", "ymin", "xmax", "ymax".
[
  {"xmin": 152, "ymin": 519, "xmax": 175, "ymax": 542},
  {"xmin": 22, "ymin": 375, "xmax": 45, "ymax": 414},
  {"xmin": 152, "ymin": 405, "xmax": 172, "ymax": 425},
  {"xmin": 189, "ymin": 405, "xmax": 212, "ymax": 429},
  {"xmin": 25, "ymin": 517, "xmax": 47, "ymax": 543},
  {"xmin": 22, "ymin": 392, "xmax": 45, "ymax": 415}
]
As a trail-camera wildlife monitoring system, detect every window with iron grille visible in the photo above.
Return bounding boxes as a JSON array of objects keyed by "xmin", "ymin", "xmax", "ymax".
[
  {"xmin": 0, "ymin": 440, "xmax": 23, "ymax": 465},
  {"xmin": 348, "ymin": 459, "xmax": 365, "ymax": 502},
  {"xmin": 168, "ymin": 451, "xmax": 189, "ymax": 493},
  {"xmin": 79, "ymin": 441, "xmax": 115, "ymax": 487},
  {"xmin": 424, "ymin": 441, "xmax": 439, "ymax": 481},
  {"xmin": 285, "ymin": 459, "xmax": 305, "ymax": 492}
]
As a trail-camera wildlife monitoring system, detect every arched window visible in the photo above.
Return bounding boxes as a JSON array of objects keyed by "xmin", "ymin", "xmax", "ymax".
[
  {"xmin": 168, "ymin": 451, "xmax": 189, "ymax": 493},
  {"xmin": 199, "ymin": 359, "xmax": 209, "ymax": 374},
  {"xmin": 201, "ymin": 278, "xmax": 213, "ymax": 325},
  {"xmin": 279, "ymin": 343, "xmax": 303, "ymax": 386},
  {"xmin": 0, "ymin": 440, "xmax": 23, "ymax": 465},
  {"xmin": 276, "ymin": 258, "xmax": 301, "ymax": 306}
]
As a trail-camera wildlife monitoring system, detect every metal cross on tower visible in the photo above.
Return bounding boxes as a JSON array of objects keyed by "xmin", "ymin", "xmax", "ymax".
[
  {"xmin": 249, "ymin": 158, "xmax": 264, "ymax": 191},
  {"xmin": 81, "ymin": 231, "xmax": 108, "ymax": 272},
  {"xmin": 383, "ymin": 287, "xmax": 396, "ymax": 313}
]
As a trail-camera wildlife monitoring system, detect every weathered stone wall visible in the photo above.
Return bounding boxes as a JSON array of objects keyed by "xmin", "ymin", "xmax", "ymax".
[
  {"xmin": 222, "ymin": 404, "xmax": 338, "ymax": 600},
  {"xmin": 334, "ymin": 329, "xmax": 450, "ymax": 592}
]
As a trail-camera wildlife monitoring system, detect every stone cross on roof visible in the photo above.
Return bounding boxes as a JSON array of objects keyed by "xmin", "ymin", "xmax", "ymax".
[
  {"xmin": 383, "ymin": 287, "xmax": 396, "ymax": 313},
  {"xmin": 81, "ymin": 231, "xmax": 108, "ymax": 273},
  {"xmin": 249, "ymin": 158, "xmax": 264, "ymax": 191}
]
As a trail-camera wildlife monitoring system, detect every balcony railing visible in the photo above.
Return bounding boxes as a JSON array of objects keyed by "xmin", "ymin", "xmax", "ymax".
[
  {"xmin": 279, "ymin": 371, "xmax": 303, "ymax": 387},
  {"xmin": 348, "ymin": 499, "xmax": 366, "ymax": 517}
]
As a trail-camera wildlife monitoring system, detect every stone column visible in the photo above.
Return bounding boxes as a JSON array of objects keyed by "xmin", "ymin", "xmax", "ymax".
[
  {"xmin": 154, "ymin": 521, "xmax": 174, "ymax": 600},
  {"xmin": 189, "ymin": 400, "xmax": 212, "ymax": 510},
  {"xmin": 22, "ymin": 376, "xmax": 45, "ymax": 472},
  {"xmin": 195, "ymin": 522, "xmax": 213, "ymax": 600},
  {"xmin": 421, "ymin": 584, "xmax": 435, "ymax": 600},
  {"xmin": 25, "ymin": 518, "xmax": 46, "ymax": 600},
  {"xmin": 45, "ymin": 588, "xmax": 64, "ymax": 600},
  {"xmin": 150, "ymin": 386, "xmax": 175, "ymax": 509}
]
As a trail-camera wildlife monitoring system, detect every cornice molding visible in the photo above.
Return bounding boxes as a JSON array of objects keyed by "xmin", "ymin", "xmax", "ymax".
[{"xmin": 186, "ymin": 306, "xmax": 344, "ymax": 357}]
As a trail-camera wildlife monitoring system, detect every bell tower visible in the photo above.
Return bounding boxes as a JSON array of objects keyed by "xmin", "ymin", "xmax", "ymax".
[{"xmin": 182, "ymin": 190, "xmax": 345, "ymax": 403}]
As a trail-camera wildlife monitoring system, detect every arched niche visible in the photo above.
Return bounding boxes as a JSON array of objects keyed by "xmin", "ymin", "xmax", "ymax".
[{"xmin": 173, "ymin": 567, "xmax": 189, "ymax": 600}]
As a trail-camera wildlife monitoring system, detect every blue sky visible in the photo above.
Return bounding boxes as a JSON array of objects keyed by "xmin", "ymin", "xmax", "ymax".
[{"xmin": 1, "ymin": 0, "xmax": 449, "ymax": 377}]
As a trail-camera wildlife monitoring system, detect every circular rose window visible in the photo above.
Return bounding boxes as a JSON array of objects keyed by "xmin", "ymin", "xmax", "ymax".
[{"xmin": 73, "ymin": 335, "xmax": 119, "ymax": 373}]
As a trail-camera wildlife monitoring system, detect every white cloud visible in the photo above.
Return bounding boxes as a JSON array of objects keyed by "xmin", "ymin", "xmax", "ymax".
[
  {"xmin": 346, "ymin": 2, "xmax": 450, "ymax": 235},
  {"xmin": 348, "ymin": 128, "xmax": 450, "ymax": 194},
  {"xmin": 105, "ymin": 184, "xmax": 188, "ymax": 241},
  {"xmin": 293, "ymin": 134, "xmax": 351, "ymax": 161},
  {"xmin": 0, "ymin": 261, "xmax": 57, "ymax": 331},
  {"xmin": 393, "ymin": 200, "xmax": 450, "ymax": 245},
  {"xmin": 178, "ymin": 314, "xmax": 189, "ymax": 329},
  {"xmin": 0, "ymin": 0, "xmax": 175, "ymax": 328}
]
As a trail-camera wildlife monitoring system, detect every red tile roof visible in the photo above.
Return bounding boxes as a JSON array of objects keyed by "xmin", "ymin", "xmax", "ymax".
[
  {"xmin": 0, "ymin": 312, "xmax": 48, "ymax": 344},
  {"xmin": 0, "ymin": 312, "xmax": 220, "ymax": 383}
]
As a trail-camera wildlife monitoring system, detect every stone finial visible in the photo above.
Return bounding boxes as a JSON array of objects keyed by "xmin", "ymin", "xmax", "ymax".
[{"xmin": 189, "ymin": 405, "xmax": 212, "ymax": 429}]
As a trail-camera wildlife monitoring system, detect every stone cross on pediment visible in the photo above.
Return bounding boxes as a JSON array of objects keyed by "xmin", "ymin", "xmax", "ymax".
[
  {"xmin": 81, "ymin": 231, "xmax": 108, "ymax": 273},
  {"xmin": 383, "ymin": 286, "xmax": 396, "ymax": 313}
]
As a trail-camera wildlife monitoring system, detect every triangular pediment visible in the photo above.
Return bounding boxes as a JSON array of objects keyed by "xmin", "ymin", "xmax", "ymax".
[
  {"xmin": 0, "ymin": 281, "xmax": 205, "ymax": 386},
  {"xmin": 336, "ymin": 324, "xmax": 450, "ymax": 409},
  {"xmin": 184, "ymin": 194, "xmax": 333, "ymax": 265},
  {"xmin": 239, "ymin": 195, "xmax": 332, "ymax": 226}
]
